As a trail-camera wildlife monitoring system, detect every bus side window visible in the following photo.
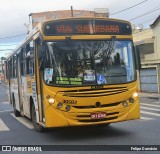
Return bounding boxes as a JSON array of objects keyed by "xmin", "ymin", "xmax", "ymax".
[
  {"xmin": 5, "ymin": 61, "xmax": 8, "ymax": 79},
  {"xmin": 8, "ymin": 58, "xmax": 12, "ymax": 78},
  {"xmin": 25, "ymin": 41, "xmax": 34, "ymax": 75},
  {"xmin": 12, "ymin": 54, "xmax": 17, "ymax": 78},
  {"xmin": 20, "ymin": 48, "xmax": 25, "ymax": 76}
]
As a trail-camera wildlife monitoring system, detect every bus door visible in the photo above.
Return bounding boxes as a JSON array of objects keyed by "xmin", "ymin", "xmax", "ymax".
[
  {"xmin": 36, "ymin": 43, "xmax": 46, "ymax": 121},
  {"xmin": 17, "ymin": 51, "xmax": 24, "ymax": 115},
  {"xmin": 18, "ymin": 44, "xmax": 34, "ymax": 117}
]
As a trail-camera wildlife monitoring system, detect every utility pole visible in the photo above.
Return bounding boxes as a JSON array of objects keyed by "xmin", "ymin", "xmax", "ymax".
[{"xmin": 71, "ymin": 6, "xmax": 73, "ymax": 17}]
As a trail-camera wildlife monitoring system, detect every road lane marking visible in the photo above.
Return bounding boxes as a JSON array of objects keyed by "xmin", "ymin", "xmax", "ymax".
[
  {"xmin": 140, "ymin": 103, "xmax": 160, "ymax": 108},
  {"xmin": 141, "ymin": 111, "xmax": 160, "ymax": 117},
  {"xmin": 0, "ymin": 119, "xmax": 10, "ymax": 131},
  {"xmin": 140, "ymin": 117, "xmax": 154, "ymax": 120},
  {"xmin": 151, "ymin": 102, "xmax": 160, "ymax": 104},
  {"xmin": 0, "ymin": 109, "xmax": 13, "ymax": 113},
  {"xmin": 10, "ymin": 113, "xmax": 34, "ymax": 129},
  {"xmin": 1, "ymin": 102, "xmax": 10, "ymax": 104},
  {"xmin": 141, "ymin": 106, "xmax": 160, "ymax": 112}
]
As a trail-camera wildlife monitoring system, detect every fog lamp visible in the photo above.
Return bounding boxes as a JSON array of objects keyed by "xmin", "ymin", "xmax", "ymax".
[
  {"xmin": 48, "ymin": 98, "xmax": 55, "ymax": 104},
  {"xmin": 122, "ymin": 101, "xmax": 128, "ymax": 107},
  {"xmin": 65, "ymin": 105, "xmax": 71, "ymax": 112},
  {"xmin": 133, "ymin": 92, "xmax": 139, "ymax": 98},
  {"xmin": 129, "ymin": 97, "xmax": 134, "ymax": 104},
  {"xmin": 57, "ymin": 102, "xmax": 63, "ymax": 109}
]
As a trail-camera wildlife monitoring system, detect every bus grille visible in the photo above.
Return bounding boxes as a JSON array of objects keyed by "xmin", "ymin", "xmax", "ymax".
[
  {"xmin": 73, "ymin": 102, "xmax": 121, "ymax": 109},
  {"xmin": 61, "ymin": 87, "xmax": 128, "ymax": 97},
  {"xmin": 78, "ymin": 116, "xmax": 118, "ymax": 123},
  {"xmin": 77, "ymin": 112, "xmax": 119, "ymax": 117}
]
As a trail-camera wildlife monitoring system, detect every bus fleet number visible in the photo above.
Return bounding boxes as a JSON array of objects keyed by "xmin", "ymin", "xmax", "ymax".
[{"xmin": 64, "ymin": 100, "xmax": 77, "ymax": 104}]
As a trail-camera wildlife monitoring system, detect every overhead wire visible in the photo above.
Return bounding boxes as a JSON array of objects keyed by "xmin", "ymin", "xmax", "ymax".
[
  {"xmin": 0, "ymin": 35, "xmax": 25, "ymax": 52},
  {"xmin": 129, "ymin": 7, "xmax": 160, "ymax": 21},
  {"xmin": 110, "ymin": 0, "xmax": 149, "ymax": 16},
  {"xmin": 0, "ymin": 33, "xmax": 26, "ymax": 40},
  {"xmin": 0, "ymin": 43, "xmax": 19, "ymax": 46},
  {"xmin": 137, "ymin": 15, "xmax": 159, "ymax": 25},
  {"xmin": 0, "ymin": 49, "xmax": 14, "ymax": 51}
]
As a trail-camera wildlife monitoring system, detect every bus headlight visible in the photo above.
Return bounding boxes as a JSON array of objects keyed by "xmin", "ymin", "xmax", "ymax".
[
  {"xmin": 122, "ymin": 101, "xmax": 128, "ymax": 107},
  {"xmin": 48, "ymin": 98, "xmax": 55, "ymax": 104},
  {"xmin": 57, "ymin": 102, "xmax": 63, "ymax": 109},
  {"xmin": 65, "ymin": 105, "xmax": 71, "ymax": 112},
  {"xmin": 133, "ymin": 92, "xmax": 139, "ymax": 98}
]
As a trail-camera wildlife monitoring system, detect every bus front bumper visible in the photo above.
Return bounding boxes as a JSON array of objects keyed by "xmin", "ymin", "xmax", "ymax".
[{"xmin": 44, "ymin": 100, "xmax": 140, "ymax": 128}]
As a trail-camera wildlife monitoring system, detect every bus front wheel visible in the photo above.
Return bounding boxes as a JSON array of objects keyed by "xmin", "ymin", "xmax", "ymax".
[{"xmin": 31, "ymin": 105, "xmax": 45, "ymax": 132}]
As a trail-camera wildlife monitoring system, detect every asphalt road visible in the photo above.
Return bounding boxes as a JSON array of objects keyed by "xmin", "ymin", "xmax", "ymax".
[{"xmin": 0, "ymin": 82, "xmax": 160, "ymax": 153}]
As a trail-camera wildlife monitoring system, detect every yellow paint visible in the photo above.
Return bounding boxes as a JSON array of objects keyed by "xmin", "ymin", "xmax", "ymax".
[{"xmin": 42, "ymin": 80, "xmax": 140, "ymax": 127}]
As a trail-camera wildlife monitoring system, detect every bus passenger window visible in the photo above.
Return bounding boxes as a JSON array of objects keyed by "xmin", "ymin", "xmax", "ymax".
[
  {"xmin": 9, "ymin": 58, "xmax": 13, "ymax": 78},
  {"xmin": 20, "ymin": 48, "xmax": 26, "ymax": 76},
  {"xmin": 26, "ymin": 52, "xmax": 34, "ymax": 75},
  {"xmin": 12, "ymin": 55, "xmax": 17, "ymax": 78},
  {"xmin": 25, "ymin": 41, "xmax": 34, "ymax": 75},
  {"xmin": 28, "ymin": 58, "xmax": 34, "ymax": 75}
]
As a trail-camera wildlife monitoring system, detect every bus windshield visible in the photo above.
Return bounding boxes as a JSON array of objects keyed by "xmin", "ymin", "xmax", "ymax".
[{"xmin": 43, "ymin": 40, "xmax": 136, "ymax": 86}]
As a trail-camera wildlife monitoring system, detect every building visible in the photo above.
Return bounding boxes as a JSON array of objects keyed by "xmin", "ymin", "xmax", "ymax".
[
  {"xmin": 133, "ymin": 15, "xmax": 160, "ymax": 93},
  {"xmin": 28, "ymin": 9, "xmax": 109, "ymax": 32}
]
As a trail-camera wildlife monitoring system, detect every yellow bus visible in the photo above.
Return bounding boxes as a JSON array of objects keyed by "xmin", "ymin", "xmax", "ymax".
[{"xmin": 5, "ymin": 17, "xmax": 140, "ymax": 132}]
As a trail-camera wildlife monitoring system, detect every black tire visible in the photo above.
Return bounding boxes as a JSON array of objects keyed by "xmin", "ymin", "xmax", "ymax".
[
  {"xmin": 103, "ymin": 123, "xmax": 110, "ymax": 126},
  {"xmin": 96, "ymin": 123, "xmax": 110, "ymax": 127},
  {"xmin": 13, "ymin": 96, "xmax": 21, "ymax": 117},
  {"xmin": 31, "ymin": 104, "xmax": 45, "ymax": 132}
]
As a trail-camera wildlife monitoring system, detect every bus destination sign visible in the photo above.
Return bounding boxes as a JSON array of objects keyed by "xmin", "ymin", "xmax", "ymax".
[{"xmin": 43, "ymin": 19, "xmax": 132, "ymax": 36}]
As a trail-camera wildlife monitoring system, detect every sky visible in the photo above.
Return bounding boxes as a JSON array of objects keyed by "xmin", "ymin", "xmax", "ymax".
[{"xmin": 0, "ymin": 0, "xmax": 160, "ymax": 57}]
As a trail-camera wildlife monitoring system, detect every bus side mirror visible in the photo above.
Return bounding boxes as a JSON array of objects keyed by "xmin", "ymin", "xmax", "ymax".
[{"xmin": 134, "ymin": 46, "xmax": 141, "ymax": 70}]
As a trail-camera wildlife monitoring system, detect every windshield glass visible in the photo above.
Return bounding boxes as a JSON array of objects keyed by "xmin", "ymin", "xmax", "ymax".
[{"xmin": 42, "ymin": 40, "xmax": 136, "ymax": 86}]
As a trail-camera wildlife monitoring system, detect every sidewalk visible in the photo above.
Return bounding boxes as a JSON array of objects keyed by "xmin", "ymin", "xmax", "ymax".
[{"xmin": 140, "ymin": 92, "xmax": 160, "ymax": 100}]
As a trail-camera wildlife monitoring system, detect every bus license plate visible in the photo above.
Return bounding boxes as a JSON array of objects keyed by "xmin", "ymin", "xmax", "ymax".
[{"xmin": 91, "ymin": 112, "xmax": 106, "ymax": 119}]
